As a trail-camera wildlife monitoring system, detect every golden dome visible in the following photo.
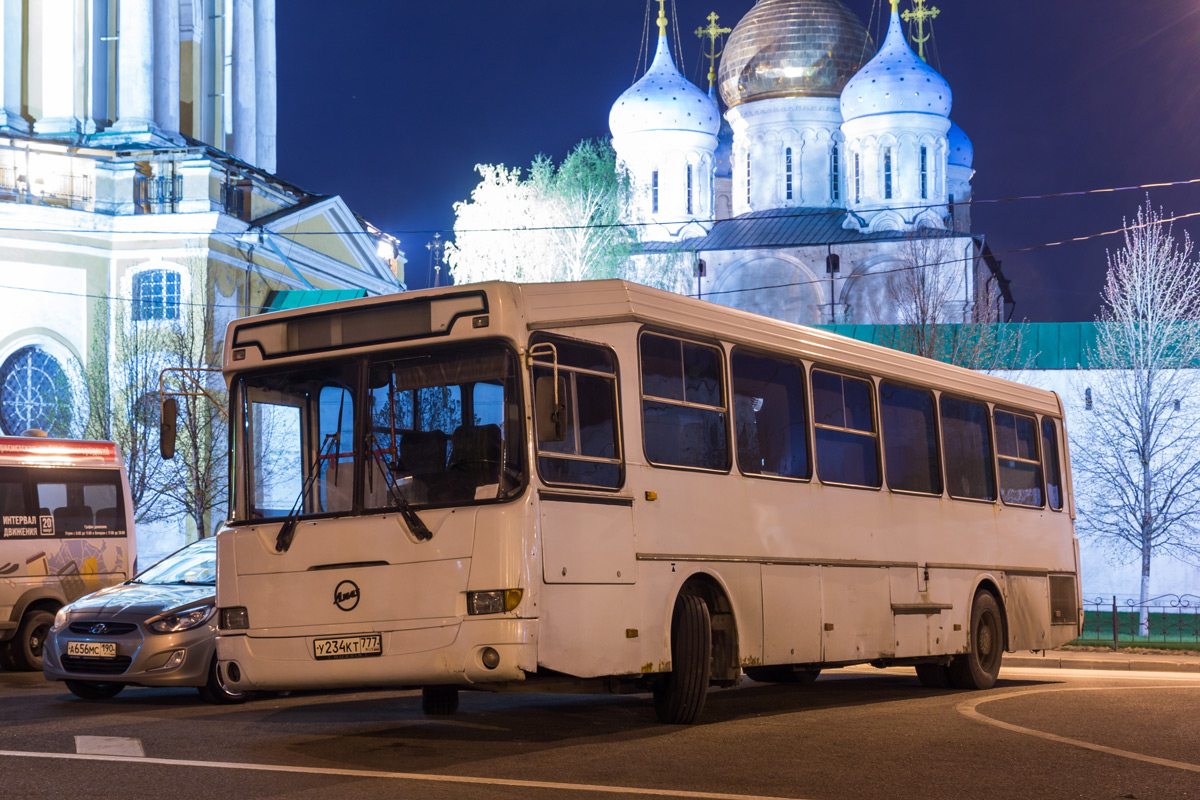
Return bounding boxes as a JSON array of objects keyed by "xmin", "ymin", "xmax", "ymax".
[{"xmin": 718, "ymin": 0, "xmax": 873, "ymax": 108}]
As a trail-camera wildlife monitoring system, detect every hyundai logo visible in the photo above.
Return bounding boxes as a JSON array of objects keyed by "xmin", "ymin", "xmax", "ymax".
[
  {"xmin": 88, "ymin": 623, "xmax": 108, "ymax": 635},
  {"xmin": 334, "ymin": 580, "xmax": 360, "ymax": 612}
]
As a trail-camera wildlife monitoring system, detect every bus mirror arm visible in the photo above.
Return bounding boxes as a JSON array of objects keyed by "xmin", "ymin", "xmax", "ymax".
[{"xmin": 535, "ymin": 376, "xmax": 567, "ymax": 443}]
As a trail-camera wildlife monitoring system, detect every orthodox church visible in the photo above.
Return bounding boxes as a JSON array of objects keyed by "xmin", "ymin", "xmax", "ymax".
[{"xmin": 610, "ymin": 0, "xmax": 1008, "ymax": 326}]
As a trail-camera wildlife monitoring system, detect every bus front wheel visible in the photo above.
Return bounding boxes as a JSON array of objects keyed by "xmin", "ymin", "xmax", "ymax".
[
  {"xmin": 653, "ymin": 589, "xmax": 711, "ymax": 725},
  {"xmin": 949, "ymin": 591, "xmax": 1004, "ymax": 690},
  {"xmin": 421, "ymin": 685, "xmax": 459, "ymax": 715}
]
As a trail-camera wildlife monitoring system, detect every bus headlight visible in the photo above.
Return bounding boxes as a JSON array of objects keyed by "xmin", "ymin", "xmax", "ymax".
[
  {"xmin": 467, "ymin": 589, "xmax": 522, "ymax": 615},
  {"xmin": 219, "ymin": 606, "xmax": 249, "ymax": 630}
]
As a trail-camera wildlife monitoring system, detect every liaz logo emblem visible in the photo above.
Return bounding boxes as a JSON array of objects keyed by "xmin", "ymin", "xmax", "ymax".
[{"xmin": 334, "ymin": 580, "xmax": 360, "ymax": 612}]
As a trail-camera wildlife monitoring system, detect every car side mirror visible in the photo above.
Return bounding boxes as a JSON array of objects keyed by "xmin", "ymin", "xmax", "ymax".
[
  {"xmin": 535, "ymin": 376, "xmax": 567, "ymax": 443},
  {"xmin": 160, "ymin": 397, "xmax": 177, "ymax": 460}
]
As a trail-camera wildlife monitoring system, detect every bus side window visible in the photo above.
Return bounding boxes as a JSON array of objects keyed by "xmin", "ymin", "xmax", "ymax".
[
  {"xmin": 940, "ymin": 396, "xmax": 996, "ymax": 501},
  {"xmin": 995, "ymin": 410, "xmax": 1044, "ymax": 507},
  {"xmin": 730, "ymin": 350, "xmax": 809, "ymax": 479},
  {"xmin": 1041, "ymin": 418, "xmax": 1063, "ymax": 511},
  {"xmin": 533, "ymin": 337, "xmax": 622, "ymax": 488},
  {"xmin": 880, "ymin": 382, "xmax": 942, "ymax": 495},
  {"xmin": 640, "ymin": 333, "xmax": 728, "ymax": 471},
  {"xmin": 811, "ymin": 369, "xmax": 880, "ymax": 488}
]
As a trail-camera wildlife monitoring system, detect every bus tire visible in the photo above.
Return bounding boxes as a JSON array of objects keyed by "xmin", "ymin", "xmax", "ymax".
[
  {"xmin": 915, "ymin": 663, "xmax": 951, "ymax": 688},
  {"xmin": 654, "ymin": 590, "xmax": 711, "ymax": 725},
  {"xmin": 421, "ymin": 685, "xmax": 459, "ymax": 715},
  {"xmin": 949, "ymin": 591, "xmax": 1004, "ymax": 690},
  {"xmin": 10, "ymin": 610, "xmax": 53, "ymax": 671},
  {"xmin": 65, "ymin": 680, "xmax": 125, "ymax": 700},
  {"xmin": 745, "ymin": 665, "xmax": 820, "ymax": 684}
]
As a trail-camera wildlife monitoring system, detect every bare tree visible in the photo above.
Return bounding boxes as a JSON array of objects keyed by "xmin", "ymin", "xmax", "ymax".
[
  {"xmin": 1072, "ymin": 200, "xmax": 1200, "ymax": 634},
  {"xmin": 157, "ymin": 298, "xmax": 228, "ymax": 541},
  {"xmin": 879, "ymin": 231, "xmax": 1025, "ymax": 372},
  {"xmin": 83, "ymin": 298, "xmax": 177, "ymax": 524}
]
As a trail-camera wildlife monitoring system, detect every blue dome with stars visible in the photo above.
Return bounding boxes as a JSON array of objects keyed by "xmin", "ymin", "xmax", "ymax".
[
  {"xmin": 839, "ymin": 5, "xmax": 952, "ymax": 122},
  {"xmin": 948, "ymin": 120, "xmax": 973, "ymax": 167},
  {"xmin": 609, "ymin": 29, "xmax": 720, "ymax": 139}
]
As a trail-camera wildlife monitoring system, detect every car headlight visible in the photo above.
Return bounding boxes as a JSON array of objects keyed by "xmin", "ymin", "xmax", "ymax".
[
  {"xmin": 53, "ymin": 606, "xmax": 70, "ymax": 630},
  {"xmin": 148, "ymin": 603, "xmax": 215, "ymax": 634}
]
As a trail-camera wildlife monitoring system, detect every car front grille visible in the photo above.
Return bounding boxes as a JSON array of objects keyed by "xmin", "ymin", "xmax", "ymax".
[
  {"xmin": 60, "ymin": 655, "xmax": 132, "ymax": 675},
  {"xmin": 69, "ymin": 621, "xmax": 138, "ymax": 636}
]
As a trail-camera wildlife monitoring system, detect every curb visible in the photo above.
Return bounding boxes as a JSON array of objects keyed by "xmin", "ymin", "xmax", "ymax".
[{"xmin": 1004, "ymin": 654, "xmax": 1200, "ymax": 673}]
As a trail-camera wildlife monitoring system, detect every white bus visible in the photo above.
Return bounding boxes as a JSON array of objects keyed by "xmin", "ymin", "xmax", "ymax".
[
  {"xmin": 213, "ymin": 280, "xmax": 1081, "ymax": 723},
  {"xmin": 0, "ymin": 436, "xmax": 136, "ymax": 671}
]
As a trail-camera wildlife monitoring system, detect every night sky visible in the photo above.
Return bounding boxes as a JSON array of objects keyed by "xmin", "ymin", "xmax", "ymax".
[{"xmin": 276, "ymin": 1, "xmax": 1200, "ymax": 322}]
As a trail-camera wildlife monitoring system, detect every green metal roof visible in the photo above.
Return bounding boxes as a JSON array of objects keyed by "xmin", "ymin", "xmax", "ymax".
[
  {"xmin": 261, "ymin": 289, "xmax": 368, "ymax": 312},
  {"xmin": 810, "ymin": 322, "xmax": 1101, "ymax": 370}
]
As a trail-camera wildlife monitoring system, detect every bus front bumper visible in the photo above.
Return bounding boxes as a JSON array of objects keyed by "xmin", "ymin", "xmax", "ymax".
[{"xmin": 216, "ymin": 617, "xmax": 537, "ymax": 692}]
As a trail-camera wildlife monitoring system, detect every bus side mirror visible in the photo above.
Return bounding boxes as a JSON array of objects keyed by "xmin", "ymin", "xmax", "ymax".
[
  {"xmin": 535, "ymin": 376, "xmax": 567, "ymax": 442},
  {"xmin": 160, "ymin": 397, "xmax": 177, "ymax": 460}
]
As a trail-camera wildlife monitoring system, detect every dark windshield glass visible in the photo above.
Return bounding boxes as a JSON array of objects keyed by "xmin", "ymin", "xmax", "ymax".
[
  {"xmin": 366, "ymin": 346, "xmax": 523, "ymax": 509},
  {"xmin": 232, "ymin": 344, "xmax": 523, "ymax": 521}
]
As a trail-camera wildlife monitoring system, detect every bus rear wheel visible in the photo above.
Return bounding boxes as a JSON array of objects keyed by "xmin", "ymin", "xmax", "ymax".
[
  {"xmin": 949, "ymin": 591, "xmax": 1004, "ymax": 690},
  {"xmin": 421, "ymin": 685, "xmax": 459, "ymax": 715},
  {"xmin": 653, "ymin": 589, "xmax": 711, "ymax": 725}
]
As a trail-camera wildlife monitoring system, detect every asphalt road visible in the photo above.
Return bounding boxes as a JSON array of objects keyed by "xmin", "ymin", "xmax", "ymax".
[{"xmin": 2, "ymin": 664, "xmax": 1198, "ymax": 800}]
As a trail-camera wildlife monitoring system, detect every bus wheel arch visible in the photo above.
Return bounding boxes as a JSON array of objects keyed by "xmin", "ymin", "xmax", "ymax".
[{"xmin": 677, "ymin": 574, "xmax": 740, "ymax": 685}]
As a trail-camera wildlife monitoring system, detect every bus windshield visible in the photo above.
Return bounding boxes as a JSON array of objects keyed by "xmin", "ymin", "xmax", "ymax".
[{"xmin": 235, "ymin": 343, "xmax": 523, "ymax": 521}]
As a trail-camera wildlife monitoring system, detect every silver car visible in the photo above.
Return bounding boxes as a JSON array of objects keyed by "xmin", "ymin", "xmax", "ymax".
[{"xmin": 42, "ymin": 537, "xmax": 244, "ymax": 703}]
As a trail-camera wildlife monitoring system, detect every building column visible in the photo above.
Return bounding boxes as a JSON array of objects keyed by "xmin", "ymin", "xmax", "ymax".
[
  {"xmin": 32, "ymin": 0, "xmax": 77, "ymax": 134},
  {"xmin": 230, "ymin": 0, "xmax": 257, "ymax": 165},
  {"xmin": 0, "ymin": 0, "xmax": 25, "ymax": 131},
  {"xmin": 254, "ymin": 0, "xmax": 276, "ymax": 173},
  {"xmin": 153, "ymin": 0, "xmax": 179, "ymax": 133},
  {"xmin": 112, "ymin": 0, "xmax": 155, "ymax": 132}
]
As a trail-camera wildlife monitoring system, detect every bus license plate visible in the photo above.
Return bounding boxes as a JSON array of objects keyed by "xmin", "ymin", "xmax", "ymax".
[
  {"xmin": 313, "ymin": 634, "xmax": 382, "ymax": 660},
  {"xmin": 66, "ymin": 641, "xmax": 117, "ymax": 659}
]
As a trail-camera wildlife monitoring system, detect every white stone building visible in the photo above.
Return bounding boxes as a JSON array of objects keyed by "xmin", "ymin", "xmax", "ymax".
[
  {"xmin": 610, "ymin": 0, "xmax": 1007, "ymax": 326},
  {"xmin": 0, "ymin": 1, "xmax": 405, "ymax": 560}
]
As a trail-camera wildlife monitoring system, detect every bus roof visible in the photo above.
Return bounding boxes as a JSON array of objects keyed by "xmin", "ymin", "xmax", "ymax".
[
  {"xmin": 0, "ymin": 437, "xmax": 123, "ymax": 467},
  {"xmin": 225, "ymin": 280, "xmax": 1065, "ymax": 419}
]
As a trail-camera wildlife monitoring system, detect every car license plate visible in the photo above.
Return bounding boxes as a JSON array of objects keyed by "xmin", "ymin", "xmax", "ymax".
[
  {"xmin": 66, "ymin": 641, "xmax": 117, "ymax": 659},
  {"xmin": 313, "ymin": 634, "xmax": 382, "ymax": 660}
]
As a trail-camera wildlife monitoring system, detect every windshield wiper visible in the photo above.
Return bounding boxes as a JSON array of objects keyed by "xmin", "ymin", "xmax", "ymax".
[
  {"xmin": 368, "ymin": 442, "xmax": 433, "ymax": 542},
  {"xmin": 276, "ymin": 433, "xmax": 338, "ymax": 553}
]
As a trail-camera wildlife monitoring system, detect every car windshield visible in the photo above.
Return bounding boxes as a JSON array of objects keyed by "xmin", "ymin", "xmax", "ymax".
[
  {"xmin": 134, "ymin": 538, "xmax": 216, "ymax": 586},
  {"xmin": 233, "ymin": 343, "xmax": 524, "ymax": 521}
]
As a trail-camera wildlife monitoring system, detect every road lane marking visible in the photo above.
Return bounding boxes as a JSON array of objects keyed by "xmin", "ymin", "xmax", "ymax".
[
  {"xmin": 958, "ymin": 685, "xmax": 1200, "ymax": 774},
  {"xmin": 75, "ymin": 736, "xmax": 144, "ymax": 757},
  {"xmin": 0, "ymin": 749, "xmax": 808, "ymax": 800}
]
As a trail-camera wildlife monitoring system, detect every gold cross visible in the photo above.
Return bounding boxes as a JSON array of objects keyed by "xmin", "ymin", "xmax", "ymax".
[
  {"xmin": 657, "ymin": 0, "xmax": 668, "ymax": 35},
  {"xmin": 900, "ymin": 0, "xmax": 940, "ymax": 62},
  {"xmin": 694, "ymin": 12, "xmax": 732, "ymax": 91}
]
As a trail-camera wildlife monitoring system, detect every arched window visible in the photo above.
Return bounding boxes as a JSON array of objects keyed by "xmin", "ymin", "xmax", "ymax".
[
  {"xmin": 830, "ymin": 145, "xmax": 840, "ymax": 202},
  {"xmin": 883, "ymin": 147, "xmax": 893, "ymax": 200},
  {"xmin": 854, "ymin": 152, "xmax": 861, "ymax": 204},
  {"xmin": 686, "ymin": 163, "xmax": 694, "ymax": 215},
  {"xmin": 920, "ymin": 146, "xmax": 929, "ymax": 200},
  {"xmin": 785, "ymin": 147, "xmax": 793, "ymax": 202},
  {"xmin": 132, "ymin": 268, "xmax": 182, "ymax": 321},
  {"xmin": 0, "ymin": 346, "xmax": 75, "ymax": 436},
  {"xmin": 652, "ymin": 170, "xmax": 660, "ymax": 215}
]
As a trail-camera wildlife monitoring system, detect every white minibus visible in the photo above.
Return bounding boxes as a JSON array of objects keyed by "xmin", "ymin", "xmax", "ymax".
[{"xmin": 0, "ymin": 436, "xmax": 136, "ymax": 670}]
